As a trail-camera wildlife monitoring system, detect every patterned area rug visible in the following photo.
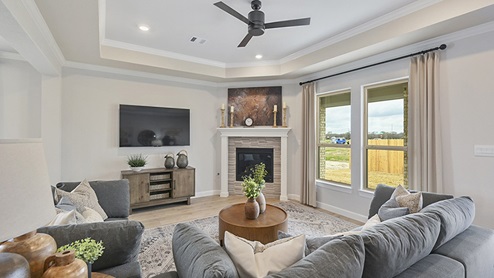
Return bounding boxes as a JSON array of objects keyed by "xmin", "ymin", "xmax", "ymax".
[{"xmin": 138, "ymin": 201, "xmax": 359, "ymax": 278}]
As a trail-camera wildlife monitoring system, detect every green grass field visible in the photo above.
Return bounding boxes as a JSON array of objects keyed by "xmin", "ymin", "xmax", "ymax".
[{"xmin": 323, "ymin": 147, "xmax": 403, "ymax": 189}]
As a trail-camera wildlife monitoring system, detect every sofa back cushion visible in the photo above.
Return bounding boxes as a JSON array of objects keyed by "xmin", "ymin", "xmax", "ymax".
[
  {"xmin": 368, "ymin": 184, "xmax": 453, "ymax": 218},
  {"xmin": 420, "ymin": 196, "xmax": 475, "ymax": 250},
  {"xmin": 172, "ymin": 223, "xmax": 239, "ymax": 278},
  {"xmin": 266, "ymin": 234, "xmax": 365, "ymax": 278},
  {"xmin": 57, "ymin": 180, "xmax": 130, "ymax": 219},
  {"xmin": 361, "ymin": 213, "xmax": 441, "ymax": 278}
]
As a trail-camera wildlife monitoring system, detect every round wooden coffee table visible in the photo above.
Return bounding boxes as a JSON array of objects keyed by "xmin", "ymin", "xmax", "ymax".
[{"xmin": 219, "ymin": 203, "xmax": 288, "ymax": 245}]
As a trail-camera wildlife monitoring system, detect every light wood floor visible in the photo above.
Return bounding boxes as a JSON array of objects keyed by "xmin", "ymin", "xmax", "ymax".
[{"xmin": 129, "ymin": 195, "xmax": 363, "ymax": 229}]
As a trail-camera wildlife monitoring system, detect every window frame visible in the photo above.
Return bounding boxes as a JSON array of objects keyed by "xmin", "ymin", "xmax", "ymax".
[
  {"xmin": 362, "ymin": 78, "xmax": 408, "ymax": 191},
  {"xmin": 316, "ymin": 89, "xmax": 352, "ymax": 186}
]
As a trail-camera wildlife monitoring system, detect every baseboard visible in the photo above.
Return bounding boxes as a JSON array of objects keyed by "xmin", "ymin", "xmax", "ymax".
[
  {"xmin": 316, "ymin": 201, "xmax": 367, "ymax": 223},
  {"xmin": 193, "ymin": 190, "xmax": 221, "ymax": 198},
  {"xmin": 287, "ymin": 194, "xmax": 301, "ymax": 202}
]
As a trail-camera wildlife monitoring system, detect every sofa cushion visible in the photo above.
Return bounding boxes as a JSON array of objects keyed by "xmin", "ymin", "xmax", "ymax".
[
  {"xmin": 38, "ymin": 220, "xmax": 144, "ymax": 271},
  {"xmin": 394, "ymin": 254, "xmax": 464, "ymax": 278},
  {"xmin": 368, "ymin": 184, "xmax": 453, "ymax": 218},
  {"xmin": 433, "ymin": 225, "xmax": 494, "ymax": 278},
  {"xmin": 420, "ymin": 196, "xmax": 475, "ymax": 250},
  {"xmin": 172, "ymin": 223, "xmax": 239, "ymax": 278},
  {"xmin": 266, "ymin": 234, "xmax": 365, "ymax": 278},
  {"xmin": 361, "ymin": 212, "xmax": 441, "ymax": 278},
  {"xmin": 277, "ymin": 231, "xmax": 341, "ymax": 255},
  {"xmin": 224, "ymin": 231, "xmax": 305, "ymax": 278}
]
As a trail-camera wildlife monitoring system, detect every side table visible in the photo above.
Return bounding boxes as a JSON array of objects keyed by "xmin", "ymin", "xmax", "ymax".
[{"xmin": 218, "ymin": 203, "xmax": 288, "ymax": 245}]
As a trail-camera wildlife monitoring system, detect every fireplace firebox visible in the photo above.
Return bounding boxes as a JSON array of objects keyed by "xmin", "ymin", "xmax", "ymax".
[{"xmin": 236, "ymin": 148, "xmax": 274, "ymax": 182}]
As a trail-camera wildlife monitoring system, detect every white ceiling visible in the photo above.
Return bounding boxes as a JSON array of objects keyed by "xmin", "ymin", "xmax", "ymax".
[{"xmin": 3, "ymin": 0, "xmax": 494, "ymax": 82}]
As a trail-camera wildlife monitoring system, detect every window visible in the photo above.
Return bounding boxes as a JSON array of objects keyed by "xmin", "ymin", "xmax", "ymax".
[
  {"xmin": 317, "ymin": 90, "xmax": 351, "ymax": 185},
  {"xmin": 364, "ymin": 80, "xmax": 408, "ymax": 190}
]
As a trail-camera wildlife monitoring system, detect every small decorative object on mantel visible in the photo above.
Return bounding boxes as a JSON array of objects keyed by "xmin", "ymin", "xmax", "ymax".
[
  {"xmin": 164, "ymin": 153, "xmax": 175, "ymax": 169},
  {"xmin": 127, "ymin": 154, "xmax": 147, "ymax": 171},
  {"xmin": 42, "ymin": 250, "xmax": 87, "ymax": 278},
  {"xmin": 176, "ymin": 150, "xmax": 189, "ymax": 168},
  {"xmin": 56, "ymin": 237, "xmax": 104, "ymax": 278},
  {"xmin": 273, "ymin": 105, "xmax": 278, "ymax": 128},
  {"xmin": 229, "ymin": 106, "xmax": 234, "ymax": 128},
  {"xmin": 282, "ymin": 102, "xmax": 288, "ymax": 127},
  {"xmin": 220, "ymin": 104, "xmax": 226, "ymax": 128}
]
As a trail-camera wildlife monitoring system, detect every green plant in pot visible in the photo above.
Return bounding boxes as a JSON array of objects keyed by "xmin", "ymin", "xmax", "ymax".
[
  {"xmin": 57, "ymin": 237, "xmax": 104, "ymax": 278},
  {"xmin": 248, "ymin": 162, "xmax": 268, "ymax": 213},
  {"xmin": 242, "ymin": 176, "xmax": 261, "ymax": 220},
  {"xmin": 127, "ymin": 154, "xmax": 147, "ymax": 171}
]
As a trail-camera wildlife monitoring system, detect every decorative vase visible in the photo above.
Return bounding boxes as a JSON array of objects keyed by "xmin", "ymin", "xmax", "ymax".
[
  {"xmin": 87, "ymin": 262, "xmax": 92, "ymax": 278},
  {"xmin": 0, "ymin": 231, "xmax": 57, "ymax": 278},
  {"xmin": 164, "ymin": 153, "xmax": 175, "ymax": 169},
  {"xmin": 130, "ymin": 166, "xmax": 143, "ymax": 172},
  {"xmin": 42, "ymin": 250, "xmax": 87, "ymax": 278},
  {"xmin": 176, "ymin": 150, "xmax": 188, "ymax": 168},
  {"xmin": 244, "ymin": 198, "xmax": 260, "ymax": 220},
  {"xmin": 256, "ymin": 192, "xmax": 266, "ymax": 214}
]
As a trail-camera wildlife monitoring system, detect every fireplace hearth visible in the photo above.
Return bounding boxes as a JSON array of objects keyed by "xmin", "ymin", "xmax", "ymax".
[{"xmin": 236, "ymin": 148, "xmax": 274, "ymax": 182}]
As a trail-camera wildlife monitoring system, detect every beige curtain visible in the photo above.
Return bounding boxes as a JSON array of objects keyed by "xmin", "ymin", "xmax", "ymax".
[
  {"xmin": 408, "ymin": 51, "xmax": 443, "ymax": 192},
  {"xmin": 302, "ymin": 82, "xmax": 317, "ymax": 206}
]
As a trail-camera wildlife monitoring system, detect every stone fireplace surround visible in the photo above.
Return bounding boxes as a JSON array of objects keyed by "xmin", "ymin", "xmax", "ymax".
[{"xmin": 218, "ymin": 127, "xmax": 291, "ymax": 201}]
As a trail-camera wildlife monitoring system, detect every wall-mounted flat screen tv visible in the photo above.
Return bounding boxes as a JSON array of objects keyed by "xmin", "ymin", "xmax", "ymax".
[{"xmin": 119, "ymin": 104, "xmax": 190, "ymax": 147}]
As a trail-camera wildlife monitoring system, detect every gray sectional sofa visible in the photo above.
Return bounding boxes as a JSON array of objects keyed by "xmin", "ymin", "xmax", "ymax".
[
  {"xmin": 38, "ymin": 180, "xmax": 144, "ymax": 278},
  {"xmin": 158, "ymin": 184, "xmax": 494, "ymax": 278}
]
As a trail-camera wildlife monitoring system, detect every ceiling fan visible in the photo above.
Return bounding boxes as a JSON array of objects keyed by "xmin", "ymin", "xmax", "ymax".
[{"xmin": 214, "ymin": 0, "xmax": 311, "ymax": 47}]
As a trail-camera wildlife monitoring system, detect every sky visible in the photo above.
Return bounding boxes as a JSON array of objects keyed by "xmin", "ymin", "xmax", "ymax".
[{"xmin": 326, "ymin": 99, "xmax": 404, "ymax": 134}]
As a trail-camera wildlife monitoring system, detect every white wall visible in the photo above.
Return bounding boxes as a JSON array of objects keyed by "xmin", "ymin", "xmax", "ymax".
[
  {"xmin": 311, "ymin": 29, "xmax": 494, "ymax": 228},
  {"xmin": 0, "ymin": 59, "xmax": 41, "ymax": 138},
  {"xmin": 60, "ymin": 69, "xmax": 225, "ymax": 196}
]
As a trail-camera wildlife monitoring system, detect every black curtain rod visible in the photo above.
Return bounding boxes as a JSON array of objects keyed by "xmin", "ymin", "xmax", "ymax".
[{"xmin": 299, "ymin": 44, "xmax": 447, "ymax": 86}]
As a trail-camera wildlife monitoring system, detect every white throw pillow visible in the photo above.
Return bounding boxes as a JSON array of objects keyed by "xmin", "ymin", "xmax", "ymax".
[
  {"xmin": 82, "ymin": 207, "xmax": 104, "ymax": 223},
  {"xmin": 47, "ymin": 210, "xmax": 76, "ymax": 226},
  {"xmin": 362, "ymin": 214, "xmax": 381, "ymax": 230},
  {"xmin": 224, "ymin": 231, "xmax": 305, "ymax": 278},
  {"xmin": 55, "ymin": 179, "xmax": 108, "ymax": 220}
]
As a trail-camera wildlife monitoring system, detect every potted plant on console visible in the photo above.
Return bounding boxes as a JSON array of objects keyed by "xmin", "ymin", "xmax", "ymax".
[{"xmin": 127, "ymin": 154, "xmax": 147, "ymax": 172}]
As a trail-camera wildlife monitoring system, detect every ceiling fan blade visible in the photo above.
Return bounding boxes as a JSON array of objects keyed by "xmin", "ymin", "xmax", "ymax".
[
  {"xmin": 214, "ymin": 2, "xmax": 250, "ymax": 25},
  {"xmin": 265, "ymin": 17, "xmax": 311, "ymax": 29},
  {"xmin": 238, "ymin": 33, "xmax": 253, "ymax": 47}
]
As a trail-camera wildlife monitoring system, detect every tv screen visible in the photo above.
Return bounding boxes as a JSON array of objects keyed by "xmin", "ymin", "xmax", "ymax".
[{"xmin": 119, "ymin": 104, "xmax": 190, "ymax": 147}]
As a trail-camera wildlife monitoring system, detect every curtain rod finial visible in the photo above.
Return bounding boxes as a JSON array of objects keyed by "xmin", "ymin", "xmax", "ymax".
[{"xmin": 439, "ymin": 44, "xmax": 447, "ymax": 50}]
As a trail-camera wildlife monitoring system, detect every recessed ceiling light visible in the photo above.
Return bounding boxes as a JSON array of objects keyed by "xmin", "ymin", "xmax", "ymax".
[
  {"xmin": 138, "ymin": 24, "xmax": 150, "ymax": 32},
  {"xmin": 255, "ymin": 54, "xmax": 263, "ymax": 59}
]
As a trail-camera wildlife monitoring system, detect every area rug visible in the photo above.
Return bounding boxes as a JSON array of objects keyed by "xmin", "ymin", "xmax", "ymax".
[{"xmin": 138, "ymin": 201, "xmax": 359, "ymax": 278}]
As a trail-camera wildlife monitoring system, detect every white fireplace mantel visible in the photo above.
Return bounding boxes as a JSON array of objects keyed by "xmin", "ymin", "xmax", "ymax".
[{"xmin": 218, "ymin": 127, "xmax": 291, "ymax": 201}]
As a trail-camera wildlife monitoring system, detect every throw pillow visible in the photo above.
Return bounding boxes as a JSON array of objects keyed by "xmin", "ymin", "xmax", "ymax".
[
  {"xmin": 82, "ymin": 207, "xmax": 104, "ymax": 223},
  {"xmin": 47, "ymin": 210, "xmax": 76, "ymax": 226},
  {"xmin": 363, "ymin": 214, "xmax": 381, "ymax": 229},
  {"xmin": 55, "ymin": 179, "xmax": 108, "ymax": 220},
  {"xmin": 378, "ymin": 198, "xmax": 410, "ymax": 221},
  {"xmin": 396, "ymin": 192, "xmax": 423, "ymax": 213},
  {"xmin": 224, "ymin": 231, "xmax": 305, "ymax": 278},
  {"xmin": 55, "ymin": 197, "xmax": 87, "ymax": 224},
  {"xmin": 278, "ymin": 231, "xmax": 341, "ymax": 255}
]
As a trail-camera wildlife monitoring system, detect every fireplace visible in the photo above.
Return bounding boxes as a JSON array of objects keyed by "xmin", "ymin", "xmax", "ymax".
[{"xmin": 236, "ymin": 148, "xmax": 274, "ymax": 182}]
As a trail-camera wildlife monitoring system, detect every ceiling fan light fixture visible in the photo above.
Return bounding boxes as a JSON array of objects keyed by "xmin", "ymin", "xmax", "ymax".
[
  {"xmin": 255, "ymin": 54, "xmax": 263, "ymax": 59},
  {"xmin": 138, "ymin": 24, "xmax": 150, "ymax": 32}
]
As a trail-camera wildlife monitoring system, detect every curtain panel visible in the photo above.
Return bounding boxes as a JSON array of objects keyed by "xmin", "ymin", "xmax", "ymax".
[
  {"xmin": 302, "ymin": 82, "xmax": 317, "ymax": 206},
  {"xmin": 408, "ymin": 51, "xmax": 443, "ymax": 192}
]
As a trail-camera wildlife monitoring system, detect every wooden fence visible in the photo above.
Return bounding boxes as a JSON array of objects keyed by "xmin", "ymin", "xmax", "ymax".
[{"xmin": 367, "ymin": 139, "xmax": 404, "ymax": 174}]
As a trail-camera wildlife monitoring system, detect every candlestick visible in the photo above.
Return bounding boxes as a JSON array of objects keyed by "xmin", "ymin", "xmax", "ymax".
[
  {"xmin": 282, "ymin": 107, "xmax": 287, "ymax": 127},
  {"xmin": 274, "ymin": 105, "xmax": 277, "ymax": 112},
  {"xmin": 220, "ymin": 108, "xmax": 226, "ymax": 128},
  {"xmin": 230, "ymin": 110, "xmax": 234, "ymax": 128},
  {"xmin": 273, "ymin": 110, "xmax": 278, "ymax": 128}
]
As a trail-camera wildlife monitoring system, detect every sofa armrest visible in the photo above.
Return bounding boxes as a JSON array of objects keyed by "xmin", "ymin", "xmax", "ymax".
[{"xmin": 38, "ymin": 220, "xmax": 144, "ymax": 271}]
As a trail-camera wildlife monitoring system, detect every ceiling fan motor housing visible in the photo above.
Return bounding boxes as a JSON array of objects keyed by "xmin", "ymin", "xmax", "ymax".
[{"xmin": 248, "ymin": 10, "xmax": 265, "ymax": 36}]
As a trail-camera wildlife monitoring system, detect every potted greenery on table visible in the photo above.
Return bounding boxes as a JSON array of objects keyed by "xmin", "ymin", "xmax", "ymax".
[
  {"xmin": 57, "ymin": 237, "xmax": 104, "ymax": 278},
  {"xmin": 127, "ymin": 154, "xmax": 147, "ymax": 171}
]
